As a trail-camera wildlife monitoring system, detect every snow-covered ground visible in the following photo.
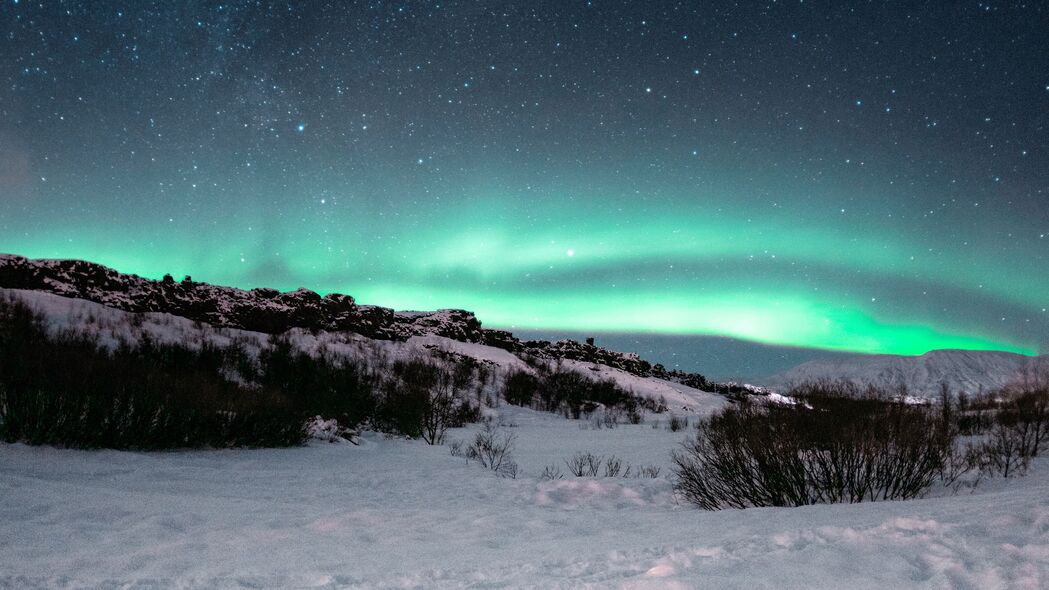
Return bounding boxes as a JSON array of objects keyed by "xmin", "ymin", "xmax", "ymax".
[
  {"xmin": 3, "ymin": 404, "xmax": 1049, "ymax": 589},
  {"xmin": 4, "ymin": 288, "xmax": 1049, "ymax": 588}
]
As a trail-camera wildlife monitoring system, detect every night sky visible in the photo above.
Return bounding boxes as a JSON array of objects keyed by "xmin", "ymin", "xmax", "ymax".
[{"xmin": 2, "ymin": 1, "xmax": 1048, "ymax": 360}]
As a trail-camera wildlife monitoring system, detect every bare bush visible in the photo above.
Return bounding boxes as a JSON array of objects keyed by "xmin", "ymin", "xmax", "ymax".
[
  {"xmin": 501, "ymin": 368, "xmax": 665, "ymax": 419},
  {"xmin": 667, "ymin": 414, "xmax": 688, "ymax": 432},
  {"xmin": 996, "ymin": 388, "xmax": 1049, "ymax": 459},
  {"xmin": 952, "ymin": 386, "xmax": 1049, "ymax": 478},
  {"xmin": 564, "ymin": 451, "xmax": 603, "ymax": 477},
  {"xmin": 379, "ymin": 358, "xmax": 479, "ymax": 444},
  {"xmin": 448, "ymin": 439, "xmax": 464, "ymax": 458},
  {"xmin": 603, "ymin": 455, "xmax": 623, "ymax": 477},
  {"xmin": 979, "ymin": 420, "xmax": 1031, "ymax": 478},
  {"xmin": 466, "ymin": 422, "xmax": 518, "ymax": 478},
  {"xmin": 635, "ymin": 465, "xmax": 661, "ymax": 478},
  {"xmin": 421, "ymin": 369, "xmax": 456, "ymax": 445},
  {"xmin": 673, "ymin": 390, "xmax": 952, "ymax": 510},
  {"xmin": 540, "ymin": 464, "xmax": 565, "ymax": 480}
]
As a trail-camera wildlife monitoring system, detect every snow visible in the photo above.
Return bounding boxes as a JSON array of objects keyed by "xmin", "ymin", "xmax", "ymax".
[
  {"xmin": 768, "ymin": 349, "xmax": 1049, "ymax": 398},
  {"xmin": 408, "ymin": 334, "xmax": 531, "ymax": 370},
  {"xmin": 3, "ymin": 406, "xmax": 1049, "ymax": 588},
  {"xmin": 557, "ymin": 358, "xmax": 726, "ymax": 415},
  {"xmin": 4, "ymin": 288, "xmax": 1049, "ymax": 587}
]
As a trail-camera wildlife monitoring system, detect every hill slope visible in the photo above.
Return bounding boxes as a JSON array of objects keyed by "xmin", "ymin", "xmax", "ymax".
[
  {"xmin": 767, "ymin": 349, "xmax": 1049, "ymax": 397},
  {"xmin": 0, "ymin": 253, "xmax": 718, "ymax": 386}
]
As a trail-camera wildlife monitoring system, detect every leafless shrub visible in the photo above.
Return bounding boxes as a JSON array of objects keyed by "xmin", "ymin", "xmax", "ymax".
[
  {"xmin": 978, "ymin": 420, "xmax": 1031, "ymax": 478},
  {"xmin": 564, "ymin": 451, "xmax": 603, "ymax": 477},
  {"xmin": 379, "ymin": 358, "xmax": 479, "ymax": 445},
  {"xmin": 540, "ymin": 464, "xmax": 565, "ymax": 480},
  {"xmin": 502, "ymin": 368, "xmax": 664, "ymax": 419},
  {"xmin": 997, "ymin": 388, "xmax": 1049, "ymax": 459},
  {"xmin": 502, "ymin": 461, "xmax": 519, "ymax": 479},
  {"xmin": 634, "ymin": 465, "xmax": 661, "ymax": 478},
  {"xmin": 466, "ymin": 422, "xmax": 518, "ymax": 478},
  {"xmin": 673, "ymin": 390, "xmax": 952, "ymax": 510},
  {"xmin": 939, "ymin": 441, "xmax": 983, "ymax": 492},
  {"xmin": 448, "ymin": 439, "xmax": 464, "ymax": 458},
  {"xmin": 421, "ymin": 372, "xmax": 455, "ymax": 445},
  {"xmin": 954, "ymin": 386, "xmax": 1049, "ymax": 479},
  {"xmin": 603, "ymin": 455, "xmax": 623, "ymax": 477},
  {"xmin": 667, "ymin": 414, "xmax": 688, "ymax": 432}
]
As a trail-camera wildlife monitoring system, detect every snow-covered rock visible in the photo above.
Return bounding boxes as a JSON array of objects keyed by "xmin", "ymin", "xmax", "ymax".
[
  {"xmin": 0, "ymin": 253, "xmax": 718, "ymax": 387},
  {"xmin": 0, "ymin": 287, "xmax": 726, "ymax": 417}
]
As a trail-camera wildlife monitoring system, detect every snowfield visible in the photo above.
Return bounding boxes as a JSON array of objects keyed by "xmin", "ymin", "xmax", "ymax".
[
  {"xmin": 4, "ymin": 406, "xmax": 1049, "ymax": 589},
  {"xmin": 3, "ymin": 288, "xmax": 1049, "ymax": 588}
]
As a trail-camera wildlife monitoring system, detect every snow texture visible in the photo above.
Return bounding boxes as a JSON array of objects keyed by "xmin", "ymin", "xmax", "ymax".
[
  {"xmin": 2, "ymin": 289, "xmax": 1048, "ymax": 587},
  {"xmin": 3, "ymin": 410, "xmax": 1049, "ymax": 589}
]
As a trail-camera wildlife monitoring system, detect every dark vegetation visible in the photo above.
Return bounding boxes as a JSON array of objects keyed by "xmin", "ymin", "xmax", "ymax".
[
  {"xmin": 0, "ymin": 296, "xmax": 483, "ymax": 449},
  {"xmin": 0, "ymin": 295, "xmax": 669, "ymax": 451},
  {"xmin": 673, "ymin": 380, "xmax": 1049, "ymax": 510},
  {"xmin": 952, "ymin": 385, "xmax": 1049, "ymax": 478},
  {"xmin": 0, "ymin": 297, "xmax": 306, "ymax": 448},
  {"xmin": 376, "ymin": 357, "xmax": 481, "ymax": 444},
  {"xmin": 559, "ymin": 451, "xmax": 661, "ymax": 479},
  {"xmin": 502, "ymin": 362, "xmax": 666, "ymax": 421},
  {"xmin": 449, "ymin": 421, "xmax": 518, "ymax": 478}
]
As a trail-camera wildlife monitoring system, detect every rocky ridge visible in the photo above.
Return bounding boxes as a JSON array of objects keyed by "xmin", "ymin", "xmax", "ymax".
[{"xmin": 0, "ymin": 253, "xmax": 709, "ymax": 383}]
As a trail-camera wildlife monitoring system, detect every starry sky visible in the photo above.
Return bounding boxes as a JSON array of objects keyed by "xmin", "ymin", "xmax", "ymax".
[{"xmin": 2, "ymin": 1, "xmax": 1048, "ymax": 365}]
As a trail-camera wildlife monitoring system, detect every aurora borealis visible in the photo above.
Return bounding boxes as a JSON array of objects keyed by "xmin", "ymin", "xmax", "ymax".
[{"xmin": 2, "ymin": 2, "xmax": 1047, "ymax": 360}]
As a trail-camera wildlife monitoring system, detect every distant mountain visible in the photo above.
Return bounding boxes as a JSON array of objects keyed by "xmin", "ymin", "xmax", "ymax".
[
  {"xmin": 0, "ymin": 253, "xmax": 718, "ymax": 386},
  {"xmin": 766, "ymin": 349, "xmax": 1049, "ymax": 397}
]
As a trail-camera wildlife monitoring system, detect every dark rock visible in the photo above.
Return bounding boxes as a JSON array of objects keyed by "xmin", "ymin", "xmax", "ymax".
[{"xmin": 0, "ymin": 253, "xmax": 716, "ymax": 387}]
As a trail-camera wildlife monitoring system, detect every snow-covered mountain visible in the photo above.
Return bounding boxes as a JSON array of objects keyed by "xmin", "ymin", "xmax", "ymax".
[{"xmin": 767, "ymin": 349, "xmax": 1049, "ymax": 397}]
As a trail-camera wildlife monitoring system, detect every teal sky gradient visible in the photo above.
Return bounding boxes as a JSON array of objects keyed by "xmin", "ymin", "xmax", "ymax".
[{"xmin": 2, "ymin": 1, "xmax": 1047, "ymax": 357}]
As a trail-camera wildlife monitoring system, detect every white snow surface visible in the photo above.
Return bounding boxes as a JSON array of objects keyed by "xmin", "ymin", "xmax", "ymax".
[
  {"xmin": 4, "ymin": 289, "xmax": 1049, "ymax": 587},
  {"xmin": 3, "ymin": 410, "xmax": 1049, "ymax": 589},
  {"xmin": 557, "ymin": 358, "xmax": 725, "ymax": 414}
]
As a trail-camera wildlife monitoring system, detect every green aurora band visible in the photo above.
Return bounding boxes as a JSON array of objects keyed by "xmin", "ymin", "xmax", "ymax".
[{"xmin": 5, "ymin": 197, "xmax": 1043, "ymax": 356}]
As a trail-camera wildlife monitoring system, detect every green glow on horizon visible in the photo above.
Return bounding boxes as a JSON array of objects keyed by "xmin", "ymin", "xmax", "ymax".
[
  {"xmin": 3, "ymin": 194, "xmax": 1044, "ymax": 357},
  {"xmin": 4, "ymin": 1, "xmax": 1049, "ymax": 369},
  {"xmin": 347, "ymin": 284, "xmax": 1034, "ymax": 356}
]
